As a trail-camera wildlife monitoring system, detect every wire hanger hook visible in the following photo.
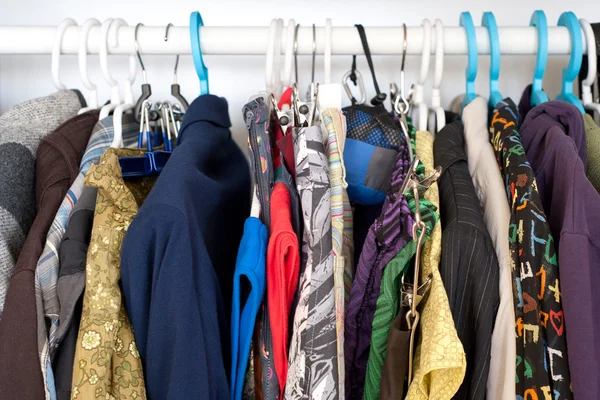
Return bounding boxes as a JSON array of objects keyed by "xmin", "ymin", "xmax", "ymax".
[
  {"xmin": 394, "ymin": 23, "xmax": 410, "ymax": 116},
  {"xmin": 135, "ymin": 23, "xmax": 147, "ymax": 85},
  {"xmin": 164, "ymin": 23, "xmax": 179, "ymax": 84},
  {"xmin": 293, "ymin": 23, "xmax": 300, "ymax": 86}
]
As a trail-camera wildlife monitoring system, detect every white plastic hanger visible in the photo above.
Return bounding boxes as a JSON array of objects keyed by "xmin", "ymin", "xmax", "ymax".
[
  {"xmin": 580, "ymin": 19, "xmax": 600, "ymax": 118},
  {"xmin": 265, "ymin": 18, "xmax": 283, "ymax": 96},
  {"xmin": 52, "ymin": 18, "xmax": 77, "ymax": 90},
  {"xmin": 411, "ymin": 19, "xmax": 431, "ymax": 132},
  {"xmin": 77, "ymin": 18, "xmax": 100, "ymax": 114},
  {"xmin": 111, "ymin": 20, "xmax": 138, "ymax": 148},
  {"xmin": 99, "ymin": 18, "xmax": 129, "ymax": 120},
  {"xmin": 428, "ymin": 19, "xmax": 445, "ymax": 133},
  {"xmin": 282, "ymin": 19, "xmax": 296, "ymax": 91},
  {"xmin": 319, "ymin": 18, "xmax": 343, "ymax": 110}
]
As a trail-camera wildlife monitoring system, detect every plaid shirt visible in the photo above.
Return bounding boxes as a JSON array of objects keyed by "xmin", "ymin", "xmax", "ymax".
[{"xmin": 36, "ymin": 115, "xmax": 139, "ymax": 400}]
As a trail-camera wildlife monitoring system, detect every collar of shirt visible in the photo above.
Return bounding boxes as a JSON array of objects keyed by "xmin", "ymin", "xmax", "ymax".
[
  {"xmin": 520, "ymin": 100, "xmax": 587, "ymax": 169},
  {"xmin": 179, "ymin": 94, "xmax": 232, "ymax": 140}
]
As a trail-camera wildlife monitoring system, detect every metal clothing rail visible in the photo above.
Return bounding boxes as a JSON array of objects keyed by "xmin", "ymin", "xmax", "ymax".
[{"xmin": 0, "ymin": 25, "xmax": 587, "ymax": 56}]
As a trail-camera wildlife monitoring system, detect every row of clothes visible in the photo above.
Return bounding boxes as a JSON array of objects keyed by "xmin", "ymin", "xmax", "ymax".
[
  {"xmin": 0, "ymin": 68, "xmax": 598, "ymax": 400},
  {"xmin": 231, "ymin": 83, "xmax": 600, "ymax": 400},
  {"xmin": 0, "ymin": 92, "xmax": 251, "ymax": 400}
]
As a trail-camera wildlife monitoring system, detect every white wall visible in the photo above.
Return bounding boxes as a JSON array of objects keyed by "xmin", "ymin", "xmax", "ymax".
[{"xmin": 0, "ymin": 0, "xmax": 598, "ymax": 145}]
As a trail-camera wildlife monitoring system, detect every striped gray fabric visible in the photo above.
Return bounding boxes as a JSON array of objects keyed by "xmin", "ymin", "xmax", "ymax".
[
  {"xmin": 285, "ymin": 125, "xmax": 338, "ymax": 400},
  {"xmin": 0, "ymin": 90, "xmax": 83, "ymax": 318},
  {"xmin": 434, "ymin": 120, "xmax": 500, "ymax": 400}
]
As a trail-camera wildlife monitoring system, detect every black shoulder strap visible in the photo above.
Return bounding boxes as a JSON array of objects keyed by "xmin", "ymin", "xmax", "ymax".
[{"xmin": 352, "ymin": 24, "xmax": 386, "ymax": 106}]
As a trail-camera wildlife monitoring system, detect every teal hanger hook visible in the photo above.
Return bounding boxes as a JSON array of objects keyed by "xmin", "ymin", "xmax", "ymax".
[
  {"xmin": 190, "ymin": 11, "xmax": 209, "ymax": 95},
  {"xmin": 482, "ymin": 12, "xmax": 502, "ymax": 107},
  {"xmin": 556, "ymin": 11, "xmax": 584, "ymax": 113},
  {"xmin": 530, "ymin": 10, "xmax": 549, "ymax": 106},
  {"xmin": 460, "ymin": 12, "xmax": 478, "ymax": 109}
]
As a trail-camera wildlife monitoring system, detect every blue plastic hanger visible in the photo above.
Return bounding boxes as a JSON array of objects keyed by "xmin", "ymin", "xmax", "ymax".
[
  {"xmin": 555, "ymin": 11, "xmax": 585, "ymax": 113},
  {"xmin": 530, "ymin": 10, "xmax": 550, "ymax": 106},
  {"xmin": 119, "ymin": 100, "xmax": 167, "ymax": 177},
  {"xmin": 190, "ymin": 11, "xmax": 209, "ymax": 95},
  {"xmin": 460, "ymin": 12, "xmax": 478, "ymax": 109},
  {"xmin": 482, "ymin": 12, "xmax": 503, "ymax": 108}
]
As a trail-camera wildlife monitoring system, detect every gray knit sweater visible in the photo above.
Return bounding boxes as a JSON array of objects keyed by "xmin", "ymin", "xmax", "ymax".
[{"xmin": 0, "ymin": 90, "xmax": 84, "ymax": 317}]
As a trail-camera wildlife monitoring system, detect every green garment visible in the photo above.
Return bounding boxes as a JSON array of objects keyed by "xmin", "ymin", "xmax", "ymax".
[
  {"xmin": 584, "ymin": 114, "xmax": 600, "ymax": 192},
  {"xmin": 362, "ymin": 195, "xmax": 438, "ymax": 400}
]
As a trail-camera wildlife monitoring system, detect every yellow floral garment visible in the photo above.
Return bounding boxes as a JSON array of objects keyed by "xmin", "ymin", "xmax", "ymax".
[
  {"xmin": 71, "ymin": 148, "xmax": 156, "ymax": 400},
  {"xmin": 405, "ymin": 131, "xmax": 466, "ymax": 400}
]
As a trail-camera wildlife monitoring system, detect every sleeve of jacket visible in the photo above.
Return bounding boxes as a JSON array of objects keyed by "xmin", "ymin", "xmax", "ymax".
[{"xmin": 121, "ymin": 205, "xmax": 230, "ymax": 400}]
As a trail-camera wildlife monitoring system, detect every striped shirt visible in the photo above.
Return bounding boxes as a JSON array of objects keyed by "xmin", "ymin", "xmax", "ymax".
[
  {"xmin": 322, "ymin": 108, "xmax": 354, "ymax": 400},
  {"xmin": 36, "ymin": 115, "xmax": 139, "ymax": 400},
  {"xmin": 434, "ymin": 119, "xmax": 500, "ymax": 400}
]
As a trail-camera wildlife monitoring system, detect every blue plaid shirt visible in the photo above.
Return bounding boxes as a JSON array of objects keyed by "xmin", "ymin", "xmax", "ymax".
[{"xmin": 36, "ymin": 115, "xmax": 140, "ymax": 400}]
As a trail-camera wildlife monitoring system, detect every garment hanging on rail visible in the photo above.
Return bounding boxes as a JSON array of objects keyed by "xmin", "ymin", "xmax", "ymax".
[
  {"xmin": 286, "ymin": 125, "xmax": 339, "ymax": 400},
  {"xmin": 243, "ymin": 96, "xmax": 279, "ymax": 400},
  {"xmin": 582, "ymin": 113, "xmax": 600, "ymax": 191},
  {"xmin": 35, "ymin": 110, "xmax": 100, "ymax": 400},
  {"xmin": 520, "ymin": 100, "xmax": 600, "ymax": 400},
  {"xmin": 402, "ymin": 129, "xmax": 466, "ymax": 400},
  {"xmin": 364, "ymin": 130, "xmax": 440, "ymax": 400},
  {"xmin": 434, "ymin": 113, "xmax": 500, "ymax": 400},
  {"xmin": 0, "ymin": 90, "xmax": 84, "ymax": 319},
  {"xmin": 322, "ymin": 107, "xmax": 354, "ymax": 400},
  {"xmin": 121, "ymin": 94, "xmax": 250, "ymax": 400},
  {"xmin": 490, "ymin": 99, "xmax": 574, "ymax": 400},
  {"xmin": 0, "ymin": 91, "xmax": 88, "ymax": 400},
  {"xmin": 71, "ymin": 147, "xmax": 154, "ymax": 400},
  {"xmin": 462, "ymin": 96, "xmax": 516, "ymax": 400},
  {"xmin": 52, "ymin": 115, "xmax": 140, "ymax": 400},
  {"xmin": 5, "ymin": 12, "xmax": 600, "ymax": 400}
]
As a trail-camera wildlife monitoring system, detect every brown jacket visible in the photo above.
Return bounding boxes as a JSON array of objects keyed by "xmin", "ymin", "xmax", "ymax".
[{"xmin": 0, "ymin": 110, "xmax": 98, "ymax": 399}]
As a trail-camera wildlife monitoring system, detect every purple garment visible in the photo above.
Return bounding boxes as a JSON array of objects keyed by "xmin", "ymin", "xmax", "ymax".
[
  {"xmin": 344, "ymin": 143, "xmax": 411, "ymax": 400},
  {"xmin": 520, "ymin": 100, "xmax": 600, "ymax": 400}
]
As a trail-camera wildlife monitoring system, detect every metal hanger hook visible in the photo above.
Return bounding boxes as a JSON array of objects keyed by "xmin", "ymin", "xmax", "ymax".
[
  {"xmin": 307, "ymin": 24, "xmax": 317, "ymax": 100},
  {"xmin": 394, "ymin": 23, "xmax": 410, "ymax": 115},
  {"xmin": 311, "ymin": 24, "xmax": 316, "ymax": 85},
  {"xmin": 164, "ymin": 23, "xmax": 180, "ymax": 84},
  {"xmin": 293, "ymin": 24, "xmax": 300, "ymax": 85},
  {"xmin": 135, "ymin": 23, "xmax": 147, "ymax": 84}
]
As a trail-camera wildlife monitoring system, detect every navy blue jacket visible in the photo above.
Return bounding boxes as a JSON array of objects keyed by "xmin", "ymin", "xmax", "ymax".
[{"xmin": 121, "ymin": 95, "xmax": 251, "ymax": 400}]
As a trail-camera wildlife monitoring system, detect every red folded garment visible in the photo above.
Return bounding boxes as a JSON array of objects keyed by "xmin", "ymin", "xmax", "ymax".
[{"xmin": 267, "ymin": 182, "xmax": 300, "ymax": 398}]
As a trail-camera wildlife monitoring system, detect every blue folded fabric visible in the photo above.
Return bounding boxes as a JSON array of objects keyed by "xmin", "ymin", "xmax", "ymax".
[
  {"xmin": 230, "ymin": 217, "xmax": 268, "ymax": 400},
  {"xmin": 344, "ymin": 138, "xmax": 398, "ymax": 205}
]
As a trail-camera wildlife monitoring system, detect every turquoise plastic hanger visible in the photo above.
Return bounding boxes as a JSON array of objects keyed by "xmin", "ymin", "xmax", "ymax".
[
  {"xmin": 530, "ymin": 10, "xmax": 550, "ymax": 106},
  {"xmin": 555, "ymin": 11, "xmax": 584, "ymax": 113},
  {"xmin": 482, "ymin": 12, "xmax": 503, "ymax": 108},
  {"xmin": 190, "ymin": 11, "xmax": 209, "ymax": 95},
  {"xmin": 460, "ymin": 12, "xmax": 478, "ymax": 109}
]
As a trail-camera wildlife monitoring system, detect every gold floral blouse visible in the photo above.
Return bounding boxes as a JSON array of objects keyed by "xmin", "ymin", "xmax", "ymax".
[{"xmin": 71, "ymin": 148, "xmax": 156, "ymax": 400}]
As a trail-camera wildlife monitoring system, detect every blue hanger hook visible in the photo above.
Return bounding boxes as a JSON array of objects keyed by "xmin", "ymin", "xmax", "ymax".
[
  {"xmin": 530, "ymin": 10, "xmax": 549, "ymax": 106},
  {"xmin": 482, "ymin": 12, "xmax": 503, "ymax": 107},
  {"xmin": 556, "ymin": 11, "xmax": 584, "ymax": 113},
  {"xmin": 460, "ymin": 12, "xmax": 478, "ymax": 109},
  {"xmin": 190, "ymin": 11, "xmax": 209, "ymax": 95}
]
